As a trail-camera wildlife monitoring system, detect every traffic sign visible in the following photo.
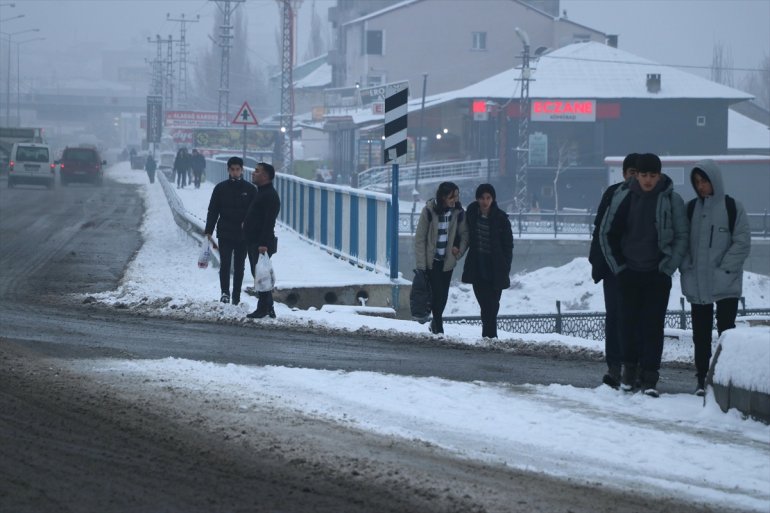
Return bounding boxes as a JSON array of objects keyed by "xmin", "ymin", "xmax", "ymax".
[
  {"xmin": 384, "ymin": 81, "xmax": 408, "ymax": 163},
  {"xmin": 232, "ymin": 101, "xmax": 258, "ymax": 125}
]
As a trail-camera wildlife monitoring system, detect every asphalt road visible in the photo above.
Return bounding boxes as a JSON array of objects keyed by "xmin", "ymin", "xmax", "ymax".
[{"xmin": 0, "ymin": 175, "xmax": 721, "ymax": 513}]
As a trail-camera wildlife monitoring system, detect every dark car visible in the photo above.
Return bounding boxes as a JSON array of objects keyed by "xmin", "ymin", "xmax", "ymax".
[{"xmin": 59, "ymin": 146, "xmax": 106, "ymax": 186}]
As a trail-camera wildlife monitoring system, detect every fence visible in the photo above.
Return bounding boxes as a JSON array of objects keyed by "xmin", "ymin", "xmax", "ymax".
[
  {"xmin": 274, "ymin": 173, "xmax": 393, "ymax": 275},
  {"xmin": 358, "ymin": 159, "xmax": 489, "ymax": 190},
  {"xmin": 444, "ymin": 298, "xmax": 770, "ymax": 341}
]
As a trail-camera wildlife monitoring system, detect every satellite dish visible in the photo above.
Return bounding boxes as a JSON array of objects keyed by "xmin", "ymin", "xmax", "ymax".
[{"xmin": 534, "ymin": 46, "xmax": 551, "ymax": 57}]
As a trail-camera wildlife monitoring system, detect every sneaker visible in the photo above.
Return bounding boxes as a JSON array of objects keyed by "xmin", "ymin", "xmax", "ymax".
[
  {"xmin": 602, "ymin": 365, "xmax": 621, "ymax": 389},
  {"xmin": 220, "ymin": 293, "xmax": 230, "ymax": 304},
  {"xmin": 232, "ymin": 297, "xmax": 240, "ymax": 306},
  {"xmin": 620, "ymin": 365, "xmax": 637, "ymax": 392},
  {"xmin": 694, "ymin": 387, "xmax": 706, "ymax": 397},
  {"xmin": 642, "ymin": 387, "xmax": 660, "ymax": 398}
]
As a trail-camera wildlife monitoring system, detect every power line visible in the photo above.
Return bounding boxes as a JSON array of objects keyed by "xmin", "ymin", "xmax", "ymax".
[{"xmin": 539, "ymin": 54, "xmax": 766, "ymax": 73}]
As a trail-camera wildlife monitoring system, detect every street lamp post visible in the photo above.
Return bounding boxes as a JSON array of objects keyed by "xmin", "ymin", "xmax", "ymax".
[
  {"xmin": 15, "ymin": 36, "xmax": 43, "ymax": 126},
  {"xmin": 4, "ymin": 28, "xmax": 38, "ymax": 125}
]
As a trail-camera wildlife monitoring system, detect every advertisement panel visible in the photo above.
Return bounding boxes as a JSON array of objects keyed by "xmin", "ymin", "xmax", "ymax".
[
  {"xmin": 146, "ymin": 95, "xmax": 163, "ymax": 143},
  {"xmin": 165, "ymin": 110, "xmax": 219, "ymax": 127}
]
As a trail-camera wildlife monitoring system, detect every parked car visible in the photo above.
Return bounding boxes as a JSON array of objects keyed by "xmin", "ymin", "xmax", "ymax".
[
  {"xmin": 158, "ymin": 151, "xmax": 176, "ymax": 172},
  {"xmin": 8, "ymin": 142, "xmax": 55, "ymax": 189},
  {"xmin": 59, "ymin": 146, "xmax": 106, "ymax": 186}
]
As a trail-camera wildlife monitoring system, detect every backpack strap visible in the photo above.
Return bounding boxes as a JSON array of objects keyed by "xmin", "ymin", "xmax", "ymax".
[{"xmin": 725, "ymin": 195, "xmax": 737, "ymax": 234}]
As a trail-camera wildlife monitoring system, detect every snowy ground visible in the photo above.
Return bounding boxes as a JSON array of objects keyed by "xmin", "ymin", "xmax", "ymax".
[{"xmin": 74, "ymin": 163, "xmax": 770, "ymax": 511}]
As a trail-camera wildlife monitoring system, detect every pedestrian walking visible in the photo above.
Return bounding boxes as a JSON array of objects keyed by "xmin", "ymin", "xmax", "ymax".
[
  {"xmin": 191, "ymin": 149, "xmax": 206, "ymax": 189},
  {"xmin": 144, "ymin": 153, "xmax": 157, "ymax": 184},
  {"xmin": 204, "ymin": 156, "xmax": 256, "ymax": 306},
  {"xmin": 414, "ymin": 181, "xmax": 469, "ymax": 335},
  {"xmin": 173, "ymin": 148, "xmax": 191, "ymax": 189},
  {"xmin": 680, "ymin": 159, "xmax": 751, "ymax": 396},
  {"xmin": 589, "ymin": 153, "xmax": 638, "ymax": 388},
  {"xmin": 244, "ymin": 162, "xmax": 281, "ymax": 319},
  {"xmin": 599, "ymin": 153, "xmax": 688, "ymax": 397},
  {"xmin": 461, "ymin": 184, "xmax": 513, "ymax": 339}
]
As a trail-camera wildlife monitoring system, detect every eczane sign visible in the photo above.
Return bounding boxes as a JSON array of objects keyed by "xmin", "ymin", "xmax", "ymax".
[{"xmin": 531, "ymin": 100, "xmax": 596, "ymax": 122}]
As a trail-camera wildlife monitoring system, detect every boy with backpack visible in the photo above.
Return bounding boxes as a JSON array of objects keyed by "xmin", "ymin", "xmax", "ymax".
[{"xmin": 680, "ymin": 159, "xmax": 751, "ymax": 396}]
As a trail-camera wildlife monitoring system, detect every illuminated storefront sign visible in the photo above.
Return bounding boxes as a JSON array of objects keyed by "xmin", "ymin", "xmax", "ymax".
[{"xmin": 531, "ymin": 100, "xmax": 596, "ymax": 122}]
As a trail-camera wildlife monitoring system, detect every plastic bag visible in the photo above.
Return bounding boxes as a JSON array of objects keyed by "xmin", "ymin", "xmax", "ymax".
[
  {"xmin": 197, "ymin": 240, "xmax": 213, "ymax": 269},
  {"xmin": 409, "ymin": 269, "xmax": 432, "ymax": 323},
  {"xmin": 254, "ymin": 253, "xmax": 275, "ymax": 292}
]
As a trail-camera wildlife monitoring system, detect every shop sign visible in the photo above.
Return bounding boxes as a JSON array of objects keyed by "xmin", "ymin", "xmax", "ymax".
[{"xmin": 531, "ymin": 100, "xmax": 596, "ymax": 122}]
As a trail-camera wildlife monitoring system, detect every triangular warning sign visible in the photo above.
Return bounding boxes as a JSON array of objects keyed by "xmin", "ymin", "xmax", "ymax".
[{"xmin": 232, "ymin": 101, "xmax": 258, "ymax": 125}]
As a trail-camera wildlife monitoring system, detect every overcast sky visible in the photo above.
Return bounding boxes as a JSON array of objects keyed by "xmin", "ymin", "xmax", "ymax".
[{"xmin": 1, "ymin": 0, "xmax": 768, "ymax": 87}]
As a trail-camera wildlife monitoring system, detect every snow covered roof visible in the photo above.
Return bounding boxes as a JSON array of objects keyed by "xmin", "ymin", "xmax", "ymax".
[
  {"xmin": 729, "ymin": 109, "xmax": 770, "ymax": 150},
  {"xmin": 295, "ymin": 63, "xmax": 331, "ymax": 89},
  {"xmin": 413, "ymin": 42, "xmax": 754, "ymax": 108}
]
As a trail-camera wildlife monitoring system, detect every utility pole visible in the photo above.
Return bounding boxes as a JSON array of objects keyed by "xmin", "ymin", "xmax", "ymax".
[
  {"xmin": 167, "ymin": 13, "xmax": 199, "ymax": 109},
  {"xmin": 210, "ymin": 0, "xmax": 244, "ymax": 126},
  {"xmin": 276, "ymin": 0, "xmax": 302, "ymax": 174},
  {"xmin": 514, "ymin": 27, "xmax": 533, "ymax": 212}
]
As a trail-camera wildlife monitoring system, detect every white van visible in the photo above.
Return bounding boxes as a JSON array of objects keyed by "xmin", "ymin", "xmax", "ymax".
[{"xmin": 8, "ymin": 142, "xmax": 55, "ymax": 188}]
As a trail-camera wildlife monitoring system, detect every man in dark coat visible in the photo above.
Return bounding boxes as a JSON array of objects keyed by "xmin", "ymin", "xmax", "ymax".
[
  {"xmin": 204, "ymin": 156, "xmax": 256, "ymax": 306},
  {"xmin": 190, "ymin": 149, "xmax": 206, "ymax": 189},
  {"xmin": 589, "ymin": 153, "xmax": 638, "ymax": 389},
  {"xmin": 461, "ymin": 183, "xmax": 513, "ymax": 339},
  {"xmin": 173, "ymin": 148, "xmax": 191, "ymax": 189},
  {"xmin": 144, "ymin": 153, "xmax": 157, "ymax": 184},
  {"xmin": 244, "ymin": 162, "xmax": 281, "ymax": 319}
]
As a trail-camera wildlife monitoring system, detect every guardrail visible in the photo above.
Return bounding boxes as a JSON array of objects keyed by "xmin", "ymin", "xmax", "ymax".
[
  {"xmin": 445, "ymin": 298, "xmax": 770, "ymax": 341},
  {"xmin": 398, "ymin": 210, "xmax": 770, "ymax": 237},
  {"xmin": 274, "ymin": 173, "xmax": 393, "ymax": 275},
  {"xmin": 158, "ymin": 169, "xmax": 219, "ymax": 267}
]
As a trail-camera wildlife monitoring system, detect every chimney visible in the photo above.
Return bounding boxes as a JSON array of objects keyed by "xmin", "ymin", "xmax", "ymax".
[
  {"xmin": 606, "ymin": 34, "xmax": 618, "ymax": 48},
  {"xmin": 646, "ymin": 73, "xmax": 661, "ymax": 93}
]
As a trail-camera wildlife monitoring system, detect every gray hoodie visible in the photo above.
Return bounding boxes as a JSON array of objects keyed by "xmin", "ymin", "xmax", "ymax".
[{"xmin": 680, "ymin": 159, "xmax": 751, "ymax": 304}]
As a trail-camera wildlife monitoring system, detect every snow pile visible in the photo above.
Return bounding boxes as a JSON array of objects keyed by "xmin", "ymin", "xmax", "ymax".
[{"xmin": 714, "ymin": 327, "xmax": 770, "ymax": 393}]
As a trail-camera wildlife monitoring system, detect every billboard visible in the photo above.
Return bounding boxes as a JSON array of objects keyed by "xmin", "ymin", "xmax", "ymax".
[{"xmin": 146, "ymin": 95, "xmax": 163, "ymax": 143}]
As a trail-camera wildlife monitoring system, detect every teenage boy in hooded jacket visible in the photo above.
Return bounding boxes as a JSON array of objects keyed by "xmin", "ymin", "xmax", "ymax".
[
  {"xmin": 599, "ymin": 153, "xmax": 688, "ymax": 397},
  {"xmin": 680, "ymin": 159, "xmax": 750, "ymax": 396}
]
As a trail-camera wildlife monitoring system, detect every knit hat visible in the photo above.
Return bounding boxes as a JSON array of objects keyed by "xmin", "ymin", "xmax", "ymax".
[
  {"xmin": 227, "ymin": 156, "xmax": 244, "ymax": 168},
  {"xmin": 475, "ymin": 183, "xmax": 496, "ymax": 199},
  {"xmin": 636, "ymin": 153, "xmax": 662, "ymax": 174}
]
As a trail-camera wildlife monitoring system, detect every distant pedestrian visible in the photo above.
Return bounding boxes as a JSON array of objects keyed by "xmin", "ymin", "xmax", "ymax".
[
  {"xmin": 461, "ymin": 184, "xmax": 513, "ymax": 339},
  {"xmin": 144, "ymin": 153, "xmax": 157, "ymax": 184},
  {"xmin": 244, "ymin": 162, "xmax": 281, "ymax": 319},
  {"xmin": 599, "ymin": 153, "xmax": 688, "ymax": 397},
  {"xmin": 191, "ymin": 149, "xmax": 206, "ymax": 189},
  {"xmin": 680, "ymin": 160, "xmax": 750, "ymax": 396},
  {"xmin": 589, "ymin": 153, "xmax": 638, "ymax": 389},
  {"xmin": 204, "ymin": 156, "xmax": 256, "ymax": 306},
  {"xmin": 173, "ymin": 148, "xmax": 191, "ymax": 189},
  {"xmin": 414, "ymin": 181, "xmax": 469, "ymax": 335}
]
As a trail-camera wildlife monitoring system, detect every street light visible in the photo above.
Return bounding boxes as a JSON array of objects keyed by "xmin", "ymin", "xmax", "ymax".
[
  {"xmin": 15, "ymin": 36, "xmax": 43, "ymax": 126},
  {"xmin": 4, "ymin": 28, "xmax": 38, "ymax": 125}
]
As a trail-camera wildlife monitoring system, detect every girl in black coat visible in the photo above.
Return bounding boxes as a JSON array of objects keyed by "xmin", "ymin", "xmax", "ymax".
[{"xmin": 461, "ymin": 184, "xmax": 513, "ymax": 338}]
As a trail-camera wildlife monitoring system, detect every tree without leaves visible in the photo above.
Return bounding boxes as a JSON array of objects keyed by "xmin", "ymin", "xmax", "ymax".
[
  {"xmin": 710, "ymin": 42, "xmax": 734, "ymax": 87},
  {"xmin": 743, "ymin": 53, "xmax": 770, "ymax": 110}
]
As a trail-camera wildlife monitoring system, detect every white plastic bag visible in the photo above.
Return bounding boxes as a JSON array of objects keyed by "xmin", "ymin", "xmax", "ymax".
[
  {"xmin": 254, "ymin": 253, "xmax": 275, "ymax": 292},
  {"xmin": 197, "ymin": 240, "xmax": 212, "ymax": 269}
]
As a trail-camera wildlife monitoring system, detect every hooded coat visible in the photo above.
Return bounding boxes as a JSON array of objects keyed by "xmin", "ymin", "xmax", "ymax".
[
  {"xmin": 599, "ymin": 173, "xmax": 688, "ymax": 276},
  {"xmin": 680, "ymin": 159, "xmax": 750, "ymax": 304},
  {"xmin": 414, "ymin": 198, "xmax": 469, "ymax": 272}
]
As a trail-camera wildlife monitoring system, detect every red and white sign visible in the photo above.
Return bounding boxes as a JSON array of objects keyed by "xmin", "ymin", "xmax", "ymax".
[
  {"xmin": 232, "ymin": 101, "xmax": 258, "ymax": 126},
  {"xmin": 531, "ymin": 100, "xmax": 596, "ymax": 122},
  {"xmin": 371, "ymin": 102, "xmax": 385, "ymax": 115},
  {"xmin": 165, "ymin": 111, "xmax": 219, "ymax": 127}
]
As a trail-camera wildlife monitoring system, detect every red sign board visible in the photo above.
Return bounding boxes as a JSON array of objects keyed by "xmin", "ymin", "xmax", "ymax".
[
  {"xmin": 531, "ymin": 100, "xmax": 596, "ymax": 122},
  {"xmin": 165, "ymin": 110, "xmax": 219, "ymax": 127}
]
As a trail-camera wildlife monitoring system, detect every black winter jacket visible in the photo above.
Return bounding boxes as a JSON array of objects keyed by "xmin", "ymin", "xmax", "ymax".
[
  {"xmin": 205, "ymin": 177, "xmax": 256, "ymax": 241},
  {"xmin": 243, "ymin": 182, "xmax": 281, "ymax": 253},
  {"xmin": 461, "ymin": 201, "xmax": 513, "ymax": 290},
  {"xmin": 589, "ymin": 181, "xmax": 624, "ymax": 283}
]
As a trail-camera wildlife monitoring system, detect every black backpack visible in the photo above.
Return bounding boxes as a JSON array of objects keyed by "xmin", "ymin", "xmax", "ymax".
[{"xmin": 686, "ymin": 195, "xmax": 737, "ymax": 234}]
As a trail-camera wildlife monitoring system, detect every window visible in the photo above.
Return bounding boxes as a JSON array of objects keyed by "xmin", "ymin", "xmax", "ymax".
[
  {"xmin": 365, "ymin": 30, "xmax": 383, "ymax": 55},
  {"xmin": 696, "ymin": 115, "xmax": 706, "ymax": 127},
  {"xmin": 366, "ymin": 74, "xmax": 385, "ymax": 86},
  {"xmin": 573, "ymin": 33, "xmax": 591, "ymax": 43},
  {"xmin": 472, "ymin": 31, "xmax": 487, "ymax": 50}
]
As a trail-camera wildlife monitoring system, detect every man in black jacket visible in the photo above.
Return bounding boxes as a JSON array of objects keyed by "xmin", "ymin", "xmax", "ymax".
[
  {"xmin": 204, "ymin": 156, "xmax": 256, "ymax": 305},
  {"xmin": 245, "ymin": 162, "xmax": 281, "ymax": 319},
  {"xmin": 589, "ymin": 153, "xmax": 638, "ymax": 389},
  {"xmin": 190, "ymin": 149, "xmax": 206, "ymax": 189}
]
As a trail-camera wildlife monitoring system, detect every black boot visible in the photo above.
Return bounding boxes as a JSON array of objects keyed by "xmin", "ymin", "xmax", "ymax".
[
  {"xmin": 602, "ymin": 364, "xmax": 622, "ymax": 389},
  {"xmin": 621, "ymin": 364, "xmax": 637, "ymax": 392}
]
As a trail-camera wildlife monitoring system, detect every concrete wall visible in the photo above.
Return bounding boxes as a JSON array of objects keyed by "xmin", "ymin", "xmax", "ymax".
[{"xmin": 398, "ymin": 235, "xmax": 770, "ymax": 281}]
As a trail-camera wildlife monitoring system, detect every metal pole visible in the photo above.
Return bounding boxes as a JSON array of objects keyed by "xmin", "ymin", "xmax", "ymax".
[
  {"xmin": 411, "ymin": 73, "xmax": 428, "ymax": 232},
  {"xmin": 242, "ymin": 124, "xmax": 246, "ymax": 160},
  {"xmin": 391, "ymin": 162, "xmax": 400, "ymax": 308},
  {"xmin": 6, "ymin": 35, "xmax": 11, "ymax": 125},
  {"xmin": 16, "ymin": 40, "xmax": 19, "ymax": 125}
]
